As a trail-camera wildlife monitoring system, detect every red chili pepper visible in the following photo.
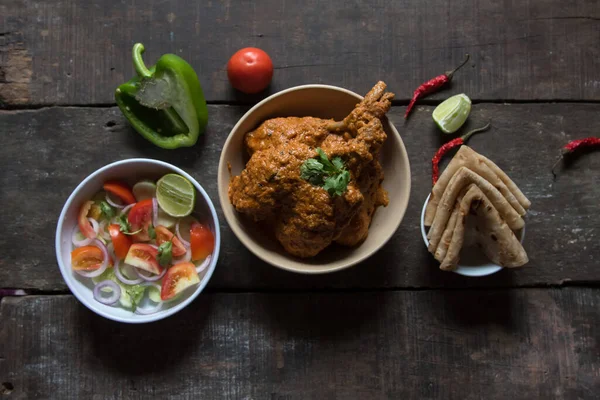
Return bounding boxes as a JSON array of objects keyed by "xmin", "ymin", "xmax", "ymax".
[
  {"xmin": 431, "ymin": 122, "xmax": 491, "ymax": 186},
  {"xmin": 405, "ymin": 54, "xmax": 471, "ymax": 120},
  {"xmin": 551, "ymin": 137, "xmax": 600, "ymax": 178}
]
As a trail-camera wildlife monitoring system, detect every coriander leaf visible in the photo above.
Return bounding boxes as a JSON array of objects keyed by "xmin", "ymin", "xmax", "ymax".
[
  {"xmin": 157, "ymin": 241, "xmax": 173, "ymax": 267},
  {"xmin": 323, "ymin": 170, "xmax": 350, "ymax": 197},
  {"xmin": 117, "ymin": 214, "xmax": 143, "ymax": 235},
  {"xmin": 316, "ymin": 148, "xmax": 328, "ymax": 163},
  {"xmin": 117, "ymin": 214, "xmax": 131, "ymax": 233},
  {"xmin": 148, "ymin": 224, "xmax": 156, "ymax": 240},
  {"xmin": 316, "ymin": 147, "xmax": 335, "ymax": 171},
  {"xmin": 301, "ymin": 148, "xmax": 350, "ymax": 197},
  {"xmin": 300, "ymin": 158, "xmax": 325, "ymax": 185},
  {"xmin": 100, "ymin": 201, "xmax": 115, "ymax": 220},
  {"xmin": 126, "ymin": 285, "xmax": 145, "ymax": 311},
  {"xmin": 331, "ymin": 157, "xmax": 344, "ymax": 171}
]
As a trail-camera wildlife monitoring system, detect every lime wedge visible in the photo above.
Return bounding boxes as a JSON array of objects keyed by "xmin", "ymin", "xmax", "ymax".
[
  {"xmin": 156, "ymin": 174, "xmax": 196, "ymax": 217},
  {"xmin": 432, "ymin": 93, "xmax": 471, "ymax": 134}
]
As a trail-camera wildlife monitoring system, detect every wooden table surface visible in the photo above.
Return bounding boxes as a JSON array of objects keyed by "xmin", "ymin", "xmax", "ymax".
[{"xmin": 1, "ymin": 1, "xmax": 599, "ymax": 399}]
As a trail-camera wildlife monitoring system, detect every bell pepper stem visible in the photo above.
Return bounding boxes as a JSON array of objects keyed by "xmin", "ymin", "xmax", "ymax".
[{"xmin": 132, "ymin": 43, "xmax": 152, "ymax": 79}]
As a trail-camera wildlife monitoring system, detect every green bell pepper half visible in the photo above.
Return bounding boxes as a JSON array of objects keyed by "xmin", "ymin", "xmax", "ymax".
[{"xmin": 115, "ymin": 43, "xmax": 208, "ymax": 149}]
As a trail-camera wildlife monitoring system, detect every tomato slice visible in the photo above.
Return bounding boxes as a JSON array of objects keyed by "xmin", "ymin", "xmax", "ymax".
[
  {"xmin": 161, "ymin": 262, "xmax": 200, "ymax": 301},
  {"xmin": 108, "ymin": 224, "xmax": 132, "ymax": 259},
  {"xmin": 103, "ymin": 181, "xmax": 136, "ymax": 205},
  {"xmin": 71, "ymin": 245, "xmax": 112, "ymax": 270},
  {"xmin": 78, "ymin": 201, "xmax": 97, "ymax": 239},
  {"xmin": 190, "ymin": 223, "xmax": 214, "ymax": 261},
  {"xmin": 127, "ymin": 199, "xmax": 153, "ymax": 241},
  {"xmin": 124, "ymin": 243, "xmax": 162, "ymax": 275},
  {"xmin": 155, "ymin": 225, "xmax": 186, "ymax": 257}
]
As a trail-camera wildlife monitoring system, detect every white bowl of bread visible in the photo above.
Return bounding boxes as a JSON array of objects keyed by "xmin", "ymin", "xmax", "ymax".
[{"xmin": 420, "ymin": 145, "xmax": 530, "ymax": 276}]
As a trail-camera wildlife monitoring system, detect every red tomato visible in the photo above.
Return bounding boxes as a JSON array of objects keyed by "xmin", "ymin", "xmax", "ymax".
[
  {"xmin": 154, "ymin": 225, "xmax": 186, "ymax": 257},
  {"xmin": 227, "ymin": 47, "xmax": 273, "ymax": 94},
  {"xmin": 103, "ymin": 181, "xmax": 136, "ymax": 205},
  {"xmin": 190, "ymin": 223, "xmax": 214, "ymax": 261},
  {"xmin": 71, "ymin": 246, "xmax": 112, "ymax": 270},
  {"xmin": 78, "ymin": 201, "xmax": 97, "ymax": 239},
  {"xmin": 108, "ymin": 224, "xmax": 132, "ymax": 259},
  {"xmin": 127, "ymin": 199, "xmax": 153, "ymax": 241},
  {"xmin": 161, "ymin": 262, "xmax": 200, "ymax": 301},
  {"xmin": 124, "ymin": 244, "xmax": 162, "ymax": 275}
]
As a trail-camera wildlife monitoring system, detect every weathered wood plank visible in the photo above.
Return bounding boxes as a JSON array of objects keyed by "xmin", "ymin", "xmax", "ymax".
[
  {"xmin": 1, "ymin": 104, "xmax": 599, "ymax": 290},
  {"xmin": 1, "ymin": 289, "xmax": 598, "ymax": 399},
  {"xmin": 1, "ymin": 0, "xmax": 599, "ymax": 106}
]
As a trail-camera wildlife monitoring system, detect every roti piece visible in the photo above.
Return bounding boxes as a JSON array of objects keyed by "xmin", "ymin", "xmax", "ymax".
[
  {"xmin": 427, "ymin": 166, "xmax": 524, "ymax": 250},
  {"xmin": 425, "ymin": 146, "xmax": 529, "ymax": 226},
  {"xmin": 478, "ymin": 153, "xmax": 531, "ymax": 210},
  {"xmin": 431, "ymin": 188, "xmax": 468, "ymax": 260},
  {"xmin": 438, "ymin": 184, "xmax": 475, "ymax": 271},
  {"xmin": 434, "ymin": 204, "xmax": 461, "ymax": 265},
  {"xmin": 472, "ymin": 195, "xmax": 528, "ymax": 268},
  {"xmin": 439, "ymin": 185, "xmax": 528, "ymax": 271}
]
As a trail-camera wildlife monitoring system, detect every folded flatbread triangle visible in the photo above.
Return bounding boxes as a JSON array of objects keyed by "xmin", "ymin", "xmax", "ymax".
[
  {"xmin": 434, "ymin": 184, "xmax": 528, "ymax": 271},
  {"xmin": 425, "ymin": 146, "xmax": 530, "ymax": 226},
  {"xmin": 427, "ymin": 166, "xmax": 525, "ymax": 251}
]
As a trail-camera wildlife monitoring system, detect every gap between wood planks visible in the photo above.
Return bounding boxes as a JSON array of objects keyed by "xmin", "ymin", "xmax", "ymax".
[
  {"xmin": 2, "ymin": 280, "xmax": 600, "ymax": 299},
  {"xmin": 1, "ymin": 99, "xmax": 600, "ymax": 111}
]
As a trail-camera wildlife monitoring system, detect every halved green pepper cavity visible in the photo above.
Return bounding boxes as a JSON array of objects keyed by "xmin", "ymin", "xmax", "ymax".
[{"xmin": 115, "ymin": 43, "xmax": 208, "ymax": 149}]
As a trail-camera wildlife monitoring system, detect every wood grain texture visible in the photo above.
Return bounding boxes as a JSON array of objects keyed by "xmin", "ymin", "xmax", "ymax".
[
  {"xmin": 1, "ymin": 104, "xmax": 599, "ymax": 290},
  {"xmin": 1, "ymin": 0, "xmax": 599, "ymax": 106},
  {"xmin": 1, "ymin": 289, "xmax": 599, "ymax": 399}
]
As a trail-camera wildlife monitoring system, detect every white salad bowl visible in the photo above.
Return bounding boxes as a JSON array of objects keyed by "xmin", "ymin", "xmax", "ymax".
[
  {"xmin": 420, "ymin": 194, "xmax": 525, "ymax": 277},
  {"xmin": 55, "ymin": 159, "xmax": 220, "ymax": 323}
]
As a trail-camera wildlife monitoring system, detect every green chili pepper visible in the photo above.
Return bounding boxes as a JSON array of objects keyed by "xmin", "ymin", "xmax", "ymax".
[{"xmin": 115, "ymin": 43, "xmax": 208, "ymax": 149}]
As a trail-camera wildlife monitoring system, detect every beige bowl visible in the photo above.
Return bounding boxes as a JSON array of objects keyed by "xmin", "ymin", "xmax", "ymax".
[{"xmin": 217, "ymin": 84, "xmax": 411, "ymax": 274}]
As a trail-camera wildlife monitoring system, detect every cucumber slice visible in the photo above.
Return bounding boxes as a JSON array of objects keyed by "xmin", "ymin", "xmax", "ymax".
[
  {"xmin": 121, "ymin": 263, "xmax": 139, "ymax": 280},
  {"xmin": 132, "ymin": 180, "xmax": 157, "ymax": 202},
  {"xmin": 176, "ymin": 215, "xmax": 199, "ymax": 242},
  {"xmin": 148, "ymin": 285, "xmax": 161, "ymax": 303},
  {"xmin": 156, "ymin": 207, "xmax": 177, "ymax": 229}
]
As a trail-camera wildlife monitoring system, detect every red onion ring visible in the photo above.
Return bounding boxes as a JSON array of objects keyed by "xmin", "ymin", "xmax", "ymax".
[
  {"xmin": 93, "ymin": 280, "xmax": 121, "ymax": 305},
  {"xmin": 88, "ymin": 218, "xmax": 100, "ymax": 235},
  {"xmin": 134, "ymin": 266, "xmax": 166, "ymax": 282},
  {"xmin": 175, "ymin": 220, "xmax": 190, "ymax": 247},
  {"xmin": 173, "ymin": 246, "xmax": 191, "ymax": 264},
  {"xmin": 135, "ymin": 283, "xmax": 163, "ymax": 315},
  {"xmin": 196, "ymin": 255, "xmax": 211, "ymax": 274},
  {"xmin": 105, "ymin": 192, "xmax": 125, "ymax": 209},
  {"xmin": 72, "ymin": 226, "xmax": 93, "ymax": 247},
  {"xmin": 120, "ymin": 203, "xmax": 135, "ymax": 216},
  {"xmin": 98, "ymin": 220, "xmax": 111, "ymax": 240},
  {"xmin": 152, "ymin": 198, "xmax": 158, "ymax": 228},
  {"xmin": 74, "ymin": 239, "xmax": 110, "ymax": 278},
  {"xmin": 114, "ymin": 260, "xmax": 144, "ymax": 285}
]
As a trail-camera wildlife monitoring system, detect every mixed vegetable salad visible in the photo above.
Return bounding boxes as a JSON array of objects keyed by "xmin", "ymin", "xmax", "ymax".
[{"xmin": 70, "ymin": 174, "xmax": 214, "ymax": 314}]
